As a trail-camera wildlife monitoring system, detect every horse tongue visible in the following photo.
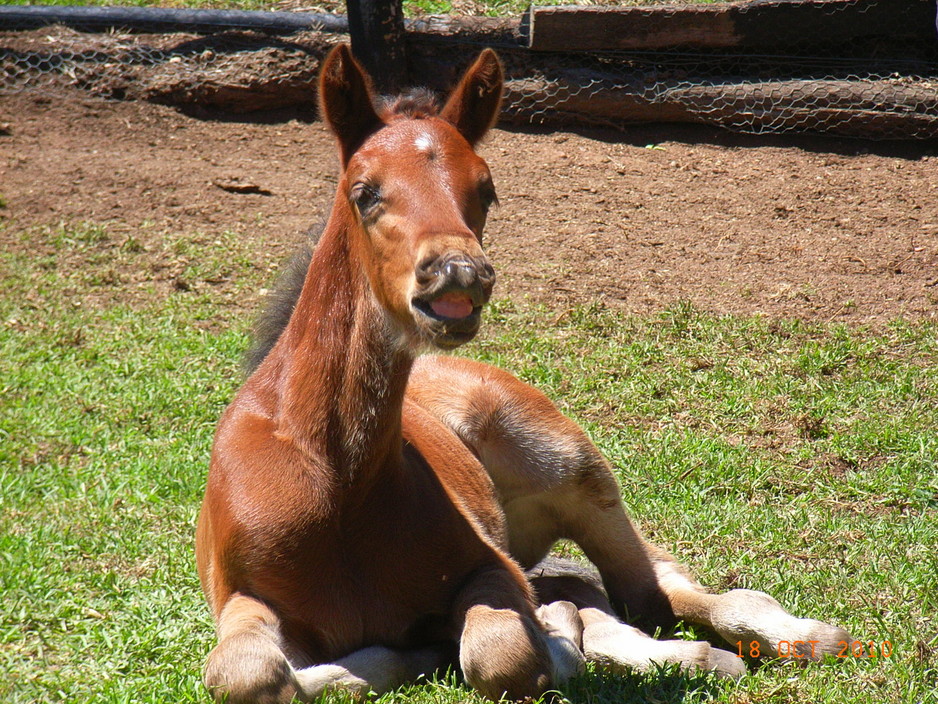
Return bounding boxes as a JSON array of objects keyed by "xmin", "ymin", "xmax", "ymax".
[{"xmin": 430, "ymin": 293, "xmax": 474, "ymax": 319}]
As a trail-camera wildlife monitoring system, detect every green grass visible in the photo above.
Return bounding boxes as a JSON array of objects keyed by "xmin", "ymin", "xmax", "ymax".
[{"xmin": 1, "ymin": 219, "xmax": 936, "ymax": 703}]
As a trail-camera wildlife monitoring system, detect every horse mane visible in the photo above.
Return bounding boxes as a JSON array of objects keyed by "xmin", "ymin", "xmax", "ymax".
[
  {"xmin": 243, "ymin": 225, "xmax": 321, "ymax": 375},
  {"xmin": 378, "ymin": 88, "xmax": 441, "ymax": 120}
]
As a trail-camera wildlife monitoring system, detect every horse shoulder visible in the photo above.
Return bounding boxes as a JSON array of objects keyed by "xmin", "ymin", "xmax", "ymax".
[
  {"xmin": 210, "ymin": 394, "xmax": 337, "ymax": 521},
  {"xmin": 200, "ymin": 388, "xmax": 342, "ymax": 603}
]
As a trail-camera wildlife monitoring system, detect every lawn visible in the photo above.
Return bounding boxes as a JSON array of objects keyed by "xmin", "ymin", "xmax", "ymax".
[{"xmin": 1, "ymin": 218, "xmax": 935, "ymax": 703}]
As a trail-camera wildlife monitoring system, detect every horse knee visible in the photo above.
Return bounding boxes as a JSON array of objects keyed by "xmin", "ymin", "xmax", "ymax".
[
  {"xmin": 204, "ymin": 631, "xmax": 298, "ymax": 704},
  {"xmin": 460, "ymin": 605, "xmax": 553, "ymax": 701}
]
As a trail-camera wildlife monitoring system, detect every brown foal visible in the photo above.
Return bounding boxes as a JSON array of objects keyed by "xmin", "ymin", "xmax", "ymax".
[{"xmin": 196, "ymin": 44, "xmax": 853, "ymax": 703}]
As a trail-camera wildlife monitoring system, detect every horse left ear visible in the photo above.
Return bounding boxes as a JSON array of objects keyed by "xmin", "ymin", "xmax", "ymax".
[
  {"xmin": 319, "ymin": 44, "xmax": 383, "ymax": 165},
  {"xmin": 440, "ymin": 49, "xmax": 504, "ymax": 146}
]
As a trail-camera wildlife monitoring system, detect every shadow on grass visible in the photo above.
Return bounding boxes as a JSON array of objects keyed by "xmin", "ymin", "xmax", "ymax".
[
  {"xmin": 559, "ymin": 663, "xmax": 728, "ymax": 704},
  {"xmin": 344, "ymin": 663, "xmax": 731, "ymax": 704}
]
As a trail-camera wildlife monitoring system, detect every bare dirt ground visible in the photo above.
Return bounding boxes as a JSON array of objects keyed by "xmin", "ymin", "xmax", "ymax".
[{"xmin": 2, "ymin": 92, "xmax": 937, "ymax": 324}]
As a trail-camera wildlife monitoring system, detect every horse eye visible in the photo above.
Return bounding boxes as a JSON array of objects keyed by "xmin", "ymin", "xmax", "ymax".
[
  {"xmin": 351, "ymin": 183, "xmax": 381, "ymax": 215},
  {"xmin": 481, "ymin": 187, "xmax": 499, "ymax": 212}
]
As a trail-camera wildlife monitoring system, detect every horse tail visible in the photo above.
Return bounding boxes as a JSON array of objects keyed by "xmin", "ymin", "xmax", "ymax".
[{"xmin": 242, "ymin": 225, "xmax": 322, "ymax": 374}]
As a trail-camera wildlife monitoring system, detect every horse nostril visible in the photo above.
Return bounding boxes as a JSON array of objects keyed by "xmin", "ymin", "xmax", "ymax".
[
  {"xmin": 415, "ymin": 255, "xmax": 440, "ymax": 286},
  {"xmin": 478, "ymin": 261, "xmax": 496, "ymax": 288}
]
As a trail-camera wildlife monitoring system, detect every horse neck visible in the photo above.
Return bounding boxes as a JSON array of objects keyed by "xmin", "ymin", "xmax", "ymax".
[{"xmin": 272, "ymin": 201, "xmax": 412, "ymax": 483}]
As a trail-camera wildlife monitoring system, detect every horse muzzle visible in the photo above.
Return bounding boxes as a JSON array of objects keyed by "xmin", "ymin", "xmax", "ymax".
[{"xmin": 412, "ymin": 251, "xmax": 496, "ymax": 348}]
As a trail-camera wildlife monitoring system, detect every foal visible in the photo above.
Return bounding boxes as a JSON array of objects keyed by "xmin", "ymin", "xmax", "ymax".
[{"xmin": 197, "ymin": 45, "xmax": 852, "ymax": 703}]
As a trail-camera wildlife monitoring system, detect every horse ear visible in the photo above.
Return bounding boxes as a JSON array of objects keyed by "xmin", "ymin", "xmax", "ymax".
[
  {"xmin": 439, "ymin": 49, "xmax": 504, "ymax": 146},
  {"xmin": 319, "ymin": 44, "xmax": 383, "ymax": 165}
]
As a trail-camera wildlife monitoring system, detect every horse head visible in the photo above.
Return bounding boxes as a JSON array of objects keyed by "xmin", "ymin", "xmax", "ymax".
[{"xmin": 319, "ymin": 44, "xmax": 503, "ymax": 350}]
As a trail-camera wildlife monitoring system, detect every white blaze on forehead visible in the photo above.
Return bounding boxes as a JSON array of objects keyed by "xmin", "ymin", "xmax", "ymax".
[{"xmin": 414, "ymin": 133, "xmax": 434, "ymax": 153}]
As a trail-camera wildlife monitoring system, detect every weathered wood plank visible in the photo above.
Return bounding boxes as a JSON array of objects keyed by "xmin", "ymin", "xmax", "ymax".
[
  {"xmin": 405, "ymin": 15, "xmax": 521, "ymax": 44},
  {"xmin": 528, "ymin": 0, "xmax": 938, "ymax": 53}
]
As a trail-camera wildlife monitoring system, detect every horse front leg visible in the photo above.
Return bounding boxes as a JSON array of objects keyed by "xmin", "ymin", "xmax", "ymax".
[
  {"xmin": 454, "ymin": 564, "xmax": 582, "ymax": 700},
  {"xmin": 205, "ymin": 593, "xmax": 451, "ymax": 703},
  {"xmin": 203, "ymin": 593, "xmax": 298, "ymax": 704},
  {"xmin": 293, "ymin": 644, "xmax": 451, "ymax": 699}
]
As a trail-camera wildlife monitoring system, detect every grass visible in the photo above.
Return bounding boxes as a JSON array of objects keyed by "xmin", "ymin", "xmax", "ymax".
[{"xmin": 1, "ymin": 218, "xmax": 936, "ymax": 703}]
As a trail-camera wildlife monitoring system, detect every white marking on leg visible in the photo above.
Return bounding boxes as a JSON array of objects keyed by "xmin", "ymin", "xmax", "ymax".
[
  {"xmin": 294, "ymin": 645, "xmax": 446, "ymax": 699},
  {"xmin": 536, "ymin": 601, "xmax": 586, "ymax": 682},
  {"xmin": 580, "ymin": 608, "xmax": 745, "ymax": 679}
]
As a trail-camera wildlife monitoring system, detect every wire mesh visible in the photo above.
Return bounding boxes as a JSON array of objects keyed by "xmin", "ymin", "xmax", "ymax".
[
  {"xmin": 0, "ymin": 24, "xmax": 337, "ymax": 110},
  {"xmin": 1, "ymin": 0, "xmax": 937, "ymax": 139},
  {"xmin": 495, "ymin": 48, "xmax": 938, "ymax": 139}
]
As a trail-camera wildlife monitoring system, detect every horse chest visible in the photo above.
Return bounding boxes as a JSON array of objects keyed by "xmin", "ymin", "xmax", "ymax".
[{"xmin": 237, "ymin": 451, "xmax": 507, "ymax": 660}]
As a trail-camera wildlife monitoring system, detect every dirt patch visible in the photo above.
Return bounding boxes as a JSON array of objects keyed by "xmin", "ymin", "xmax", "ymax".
[{"xmin": 2, "ymin": 91, "xmax": 938, "ymax": 323}]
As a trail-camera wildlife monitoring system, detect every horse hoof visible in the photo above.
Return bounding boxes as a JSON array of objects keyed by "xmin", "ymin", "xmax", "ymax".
[
  {"xmin": 709, "ymin": 589, "xmax": 853, "ymax": 662},
  {"xmin": 706, "ymin": 646, "xmax": 747, "ymax": 679}
]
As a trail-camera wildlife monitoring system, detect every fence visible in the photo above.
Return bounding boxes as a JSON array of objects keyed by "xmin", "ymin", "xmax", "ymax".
[{"xmin": 1, "ymin": 1, "xmax": 937, "ymax": 139}]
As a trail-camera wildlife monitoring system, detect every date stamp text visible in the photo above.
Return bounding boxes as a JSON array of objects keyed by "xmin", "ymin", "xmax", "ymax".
[{"xmin": 735, "ymin": 639, "xmax": 892, "ymax": 659}]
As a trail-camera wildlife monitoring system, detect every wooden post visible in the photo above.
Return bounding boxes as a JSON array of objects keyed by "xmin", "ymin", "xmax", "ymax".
[{"xmin": 347, "ymin": 0, "xmax": 406, "ymax": 93}]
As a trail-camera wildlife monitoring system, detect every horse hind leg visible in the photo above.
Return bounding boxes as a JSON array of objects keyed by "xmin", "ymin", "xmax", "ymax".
[
  {"xmin": 489, "ymin": 395, "xmax": 855, "ymax": 664},
  {"xmin": 409, "ymin": 359, "xmax": 853, "ymax": 666},
  {"xmin": 205, "ymin": 593, "xmax": 451, "ymax": 703},
  {"xmin": 554, "ymin": 450, "xmax": 855, "ymax": 664},
  {"xmin": 534, "ymin": 600, "xmax": 586, "ymax": 683},
  {"xmin": 530, "ymin": 566, "xmax": 744, "ymax": 680},
  {"xmin": 647, "ymin": 547, "xmax": 855, "ymax": 661},
  {"xmin": 406, "ymin": 360, "xmax": 676, "ymax": 629}
]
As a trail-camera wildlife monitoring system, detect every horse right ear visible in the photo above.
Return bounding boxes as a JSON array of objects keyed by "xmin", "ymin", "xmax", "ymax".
[
  {"xmin": 440, "ymin": 48, "xmax": 504, "ymax": 146},
  {"xmin": 319, "ymin": 44, "xmax": 383, "ymax": 166}
]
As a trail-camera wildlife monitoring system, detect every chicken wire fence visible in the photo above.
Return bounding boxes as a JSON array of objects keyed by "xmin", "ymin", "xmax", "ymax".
[{"xmin": 1, "ymin": 1, "xmax": 937, "ymax": 139}]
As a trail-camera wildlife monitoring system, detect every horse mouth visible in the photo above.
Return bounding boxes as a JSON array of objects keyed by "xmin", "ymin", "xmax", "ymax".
[{"xmin": 412, "ymin": 291, "xmax": 484, "ymax": 348}]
